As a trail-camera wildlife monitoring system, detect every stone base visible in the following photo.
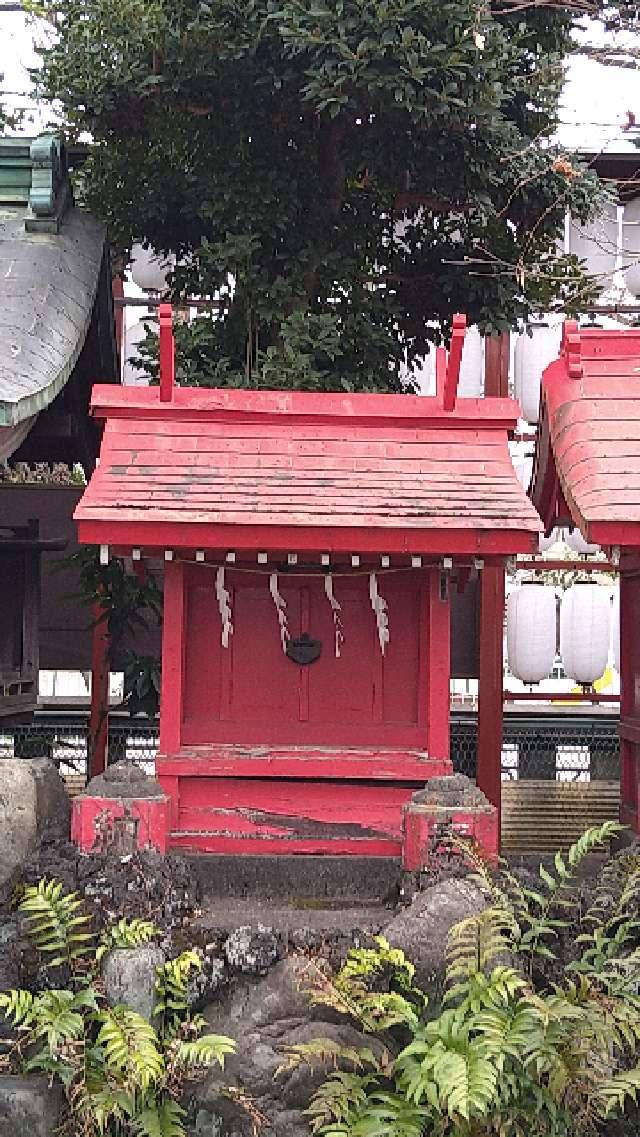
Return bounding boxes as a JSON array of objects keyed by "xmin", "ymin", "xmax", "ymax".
[
  {"xmin": 71, "ymin": 793, "xmax": 170, "ymax": 854},
  {"xmin": 402, "ymin": 775, "xmax": 498, "ymax": 870}
]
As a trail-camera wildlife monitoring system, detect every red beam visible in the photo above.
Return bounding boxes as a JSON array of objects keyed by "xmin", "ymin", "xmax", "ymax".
[
  {"xmin": 504, "ymin": 690, "xmax": 619, "ymax": 703},
  {"xmin": 484, "ymin": 333, "xmax": 510, "ymax": 397},
  {"xmin": 516, "ymin": 559, "xmax": 618, "ymax": 572},
  {"xmin": 442, "ymin": 313, "xmax": 466, "ymax": 411},
  {"xmin": 88, "ymin": 601, "xmax": 109, "ymax": 778}
]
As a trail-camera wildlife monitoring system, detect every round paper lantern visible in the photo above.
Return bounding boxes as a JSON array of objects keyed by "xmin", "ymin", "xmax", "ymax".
[
  {"xmin": 538, "ymin": 527, "xmax": 561, "ymax": 553},
  {"xmin": 458, "ymin": 326, "xmax": 484, "ymax": 398},
  {"xmin": 565, "ymin": 528, "xmax": 599, "ymax": 557},
  {"xmin": 622, "ymin": 197, "xmax": 640, "ymax": 297},
  {"xmin": 513, "ymin": 323, "xmax": 562, "ymax": 423},
  {"xmin": 123, "ymin": 318, "xmax": 156, "ymax": 386},
  {"xmin": 507, "ymin": 584, "xmax": 557, "ymax": 684},
  {"xmin": 612, "ymin": 590, "xmax": 620, "ymax": 674},
  {"xmin": 560, "ymin": 583, "xmax": 610, "ymax": 685},
  {"xmin": 514, "ymin": 455, "xmax": 533, "ymax": 491},
  {"xmin": 129, "ymin": 243, "xmax": 173, "ymax": 293},
  {"xmin": 568, "ymin": 208, "xmax": 618, "ymax": 288}
]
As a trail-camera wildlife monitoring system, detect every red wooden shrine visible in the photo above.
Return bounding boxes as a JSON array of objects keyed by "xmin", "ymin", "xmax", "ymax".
[
  {"xmin": 531, "ymin": 322, "xmax": 640, "ymax": 832},
  {"xmin": 75, "ymin": 309, "xmax": 539, "ymax": 858}
]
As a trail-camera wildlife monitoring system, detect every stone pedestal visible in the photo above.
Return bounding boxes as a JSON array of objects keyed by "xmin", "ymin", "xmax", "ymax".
[
  {"xmin": 71, "ymin": 762, "xmax": 170, "ymax": 854},
  {"xmin": 402, "ymin": 774, "xmax": 498, "ymax": 871}
]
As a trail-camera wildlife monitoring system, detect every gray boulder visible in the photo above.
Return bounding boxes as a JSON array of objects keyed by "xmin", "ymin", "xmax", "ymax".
[
  {"xmin": 192, "ymin": 955, "xmax": 384, "ymax": 1136},
  {"xmin": 223, "ymin": 925, "xmax": 278, "ymax": 974},
  {"xmin": 102, "ymin": 944, "xmax": 165, "ymax": 1021},
  {"xmin": 0, "ymin": 1075, "xmax": 64, "ymax": 1137},
  {"xmin": 382, "ymin": 876, "xmax": 488, "ymax": 988},
  {"xmin": 0, "ymin": 760, "xmax": 70, "ymax": 886}
]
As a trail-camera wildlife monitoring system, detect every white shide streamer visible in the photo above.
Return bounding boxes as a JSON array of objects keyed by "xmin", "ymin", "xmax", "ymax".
[
  {"xmin": 369, "ymin": 572, "xmax": 390, "ymax": 655},
  {"xmin": 215, "ymin": 567, "xmax": 233, "ymax": 648},
  {"xmin": 324, "ymin": 574, "xmax": 345, "ymax": 658},
  {"xmin": 269, "ymin": 572, "xmax": 290, "ymax": 653}
]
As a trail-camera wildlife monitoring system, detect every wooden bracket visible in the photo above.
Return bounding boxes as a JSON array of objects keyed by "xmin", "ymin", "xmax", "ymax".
[
  {"xmin": 159, "ymin": 303, "xmax": 175, "ymax": 402},
  {"xmin": 442, "ymin": 313, "xmax": 467, "ymax": 411}
]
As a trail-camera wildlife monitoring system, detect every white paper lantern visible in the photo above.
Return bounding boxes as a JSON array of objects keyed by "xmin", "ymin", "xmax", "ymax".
[
  {"xmin": 622, "ymin": 197, "xmax": 640, "ymax": 297},
  {"xmin": 565, "ymin": 528, "xmax": 599, "ymax": 557},
  {"xmin": 123, "ymin": 318, "xmax": 156, "ymax": 386},
  {"xmin": 513, "ymin": 323, "xmax": 562, "ymax": 424},
  {"xmin": 507, "ymin": 584, "xmax": 557, "ymax": 684},
  {"xmin": 568, "ymin": 207, "xmax": 618, "ymax": 290},
  {"xmin": 560, "ymin": 583, "xmax": 610, "ymax": 685},
  {"xmin": 612, "ymin": 590, "xmax": 620, "ymax": 674},
  {"xmin": 130, "ymin": 243, "xmax": 173, "ymax": 293},
  {"xmin": 538, "ymin": 527, "xmax": 561, "ymax": 553},
  {"xmin": 458, "ymin": 325, "xmax": 484, "ymax": 397},
  {"xmin": 514, "ymin": 455, "xmax": 533, "ymax": 491}
]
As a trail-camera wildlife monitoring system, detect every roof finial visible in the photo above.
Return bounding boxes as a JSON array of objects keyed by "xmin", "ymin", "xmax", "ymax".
[{"xmin": 159, "ymin": 304, "xmax": 175, "ymax": 401}]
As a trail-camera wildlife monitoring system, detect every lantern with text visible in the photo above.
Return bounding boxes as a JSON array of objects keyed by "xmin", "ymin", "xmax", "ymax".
[
  {"xmin": 457, "ymin": 326, "xmax": 484, "ymax": 398},
  {"xmin": 507, "ymin": 583, "xmax": 557, "ymax": 684},
  {"xmin": 560, "ymin": 583, "xmax": 610, "ymax": 685},
  {"xmin": 612, "ymin": 590, "xmax": 620, "ymax": 674}
]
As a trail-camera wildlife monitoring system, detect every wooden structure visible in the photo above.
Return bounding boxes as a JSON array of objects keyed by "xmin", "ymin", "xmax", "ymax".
[
  {"xmin": 75, "ymin": 308, "xmax": 539, "ymax": 856},
  {"xmin": 531, "ymin": 323, "xmax": 640, "ymax": 831},
  {"xmin": 0, "ymin": 134, "xmax": 118, "ymax": 719}
]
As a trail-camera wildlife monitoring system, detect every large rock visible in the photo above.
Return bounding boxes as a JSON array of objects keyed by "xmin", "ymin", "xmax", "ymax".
[
  {"xmin": 223, "ymin": 926, "xmax": 278, "ymax": 974},
  {"xmin": 192, "ymin": 955, "xmax": 381, "ymax": 1136},
  {"xmin": 0, "ymin": 1075, "xmax": 64, "ymax": 1137},
  {"xmin": 0, "ymin": 760, "xmax": 70, "ymax": 887},
  {"xmin": 102, "ymin": 944, "xmax": 165, "ymax": 1021},
  {"xmin": 382, "ymin": 876, "xmax": 488, "ymax": 988}
]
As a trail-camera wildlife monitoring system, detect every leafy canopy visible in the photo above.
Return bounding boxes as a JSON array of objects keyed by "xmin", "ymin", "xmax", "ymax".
[{"xmin": 28, "ymin": 0, "xmax": 627, "ymax": 389}]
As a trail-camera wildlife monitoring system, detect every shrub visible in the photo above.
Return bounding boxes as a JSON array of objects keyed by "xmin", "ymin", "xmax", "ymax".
[
  {"xmin": 288, "ymin": 822, "xmax": 640, "ymax": 1136},
  {"xmin": 0, "ymin": 879, "xmax": 235, "ymax": 1137}
]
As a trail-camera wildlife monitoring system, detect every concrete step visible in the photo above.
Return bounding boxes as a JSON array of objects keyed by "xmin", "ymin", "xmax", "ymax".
[{"xmin": 185, "ymin": 853, "xmax": 404, "ymax": 904}]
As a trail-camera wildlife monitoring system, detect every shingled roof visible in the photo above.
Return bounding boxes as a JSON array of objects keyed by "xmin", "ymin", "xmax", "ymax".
[
  {"xmin": 75, "ymin": 385, "xmax": 541, "ymax": 556},
  {"xmin": 530, "ymin": 324, "xmax": 640, "ymax": 546}
]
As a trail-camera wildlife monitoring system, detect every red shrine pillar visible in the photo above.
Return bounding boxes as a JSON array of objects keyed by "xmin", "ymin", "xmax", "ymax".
[
  {"xmin": 476, "ymin": 564, "xmax": 504, "ymax": 818},
  {"xmin": 619, "ymin": 558, "xmax": 640, "ymax": 831}
]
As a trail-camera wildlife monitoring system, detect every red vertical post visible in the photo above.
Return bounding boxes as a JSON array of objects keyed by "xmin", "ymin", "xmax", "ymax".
[
  {"xmin": 426, "ymin": 568, "xmax": 451, "ymax": 761},
  {"xmin": 159, "ymin": 560, "xmax": 185, "ymax": 756},
  {"xmin": 619, "ymin": 563, "xmax": 640, "ymax": 831},
  {"xmin": 442, "ymin": 313, "xmax": 466, "ymax": 411},
  {"xmin": 484, "ymin": 333, "xmax": 510, "ymax": 397},
  {"xmin": 477, "ymin": 563, "xmax": 505, "ymax": 817},
  {"xmin": 88, "ymin": 601, "xmax": 110, "ymax": 778},
  {"xmin": 159, "ymin": 303, "xmax": 175, "ymax": 403}
]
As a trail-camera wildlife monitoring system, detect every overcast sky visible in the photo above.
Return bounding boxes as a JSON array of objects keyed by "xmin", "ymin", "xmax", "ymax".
[{"xmin": 2, "ymin": 9, "xmax": 640, "ymax": 154}]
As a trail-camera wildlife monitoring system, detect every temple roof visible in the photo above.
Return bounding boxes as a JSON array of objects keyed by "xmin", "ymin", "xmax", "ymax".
[
  {"xmin": 0, "ymin": 135, "xmax": 109, "ymax": 437},
  {"xmin": 530, "ymin": 324, "xmax": 640, "ymax": 546},
  {"xmin": 76, "ymin": 385, "xmax": 541, "ymax": 556}
]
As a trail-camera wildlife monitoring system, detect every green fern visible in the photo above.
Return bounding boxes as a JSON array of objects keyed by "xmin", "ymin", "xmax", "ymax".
[
  {"xmin": 0, "ymin": 988, "xmax": 34, "ymax": 1027},
  {"xmin": 96, "ymin": 917, "xmax": 161, "ymax": 963},
  {"xmin": 131, "ymin": 1100, "xmax": 186, "ymax": 1137},
  {"xmin": 154, "ymin": 950, "xmax": 201, "ymax": 1030},
  {"xmin": 174, "ymin": 1033, "xmax": 235, "ymax": 1071},
  {"xmin": 96, "ymin": 1006, "xmax": 164, "ymax": 1091},
  {"xmin": 19, "ymin": 878, "xmax": 94, "ymax": 968}
]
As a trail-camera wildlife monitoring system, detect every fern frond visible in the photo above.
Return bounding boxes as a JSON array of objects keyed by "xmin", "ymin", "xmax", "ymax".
[
  {"xmin": 173, "ymin": 1033, "xmax": 235, "ymax": 1071},
  {"xmin": 19, "ymin": 878, "xmax": 94, "ymax": 967},
  {"xmin": 132, "ymin": 1099, "xmax": 186, "ymax": 1137},
  {"xmin": 0, "ymin": 988, "xmax": 34, "ymax": 1027},
  {"xmin": 154, "ymin": 950, "xmax": 201, "ymax": 1026},
  {"xmin": 97, "ymin": 917, "xmax": 160, "ymax": 963},
  {"xmin": 597, "ymin": 1065, "xmax": 640, "ymax": 1116},
  {"xmin": 96, "ymin": 1006, "xmax": 164, "ymax": 1091},
  {"xmin": 276, "ymin": 1038, "xmax": 386, "ymax": 1079},
  {"xmin": 446, "ymin": 908, "xmax": 514, "ymax": 984}
]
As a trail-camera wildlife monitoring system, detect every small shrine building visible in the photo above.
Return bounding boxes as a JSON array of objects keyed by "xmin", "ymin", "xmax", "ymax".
[{"xmin": 75, "ymin": 310, "xmax": 540, "ymax": 860}]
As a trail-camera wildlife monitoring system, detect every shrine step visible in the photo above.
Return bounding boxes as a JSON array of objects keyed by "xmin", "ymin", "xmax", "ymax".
[
  {"xmin": 194, "ymin": 899, "xmax": 392, "ymax": 938},
  {"xmin": 184, "ymin": 854, "xmax": 404, "ymax": 904}
]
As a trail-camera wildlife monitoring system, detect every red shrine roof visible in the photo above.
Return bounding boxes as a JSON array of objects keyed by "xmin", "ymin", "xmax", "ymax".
[
  {"xmin": 76, "ymin": 385, "xmax": 540, "ymax": 556},
  {"xmin": 531, "ymin": 324, "xmax": 640, "ymax": 547}
]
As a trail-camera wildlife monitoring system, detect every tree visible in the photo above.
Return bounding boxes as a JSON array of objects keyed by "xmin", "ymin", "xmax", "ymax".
[{"xmin": 28, "ymin": 0, "xmax": 631, "ymax": 391}]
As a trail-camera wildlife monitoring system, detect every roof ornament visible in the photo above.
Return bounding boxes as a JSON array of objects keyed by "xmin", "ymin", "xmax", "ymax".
[
  {"xmin": 562, "ymin": 320, "xmax": 583, "ymax": 380},
  {"xmin": 26, "ymin": 135, "xmax": 72, "ymax": 233}
]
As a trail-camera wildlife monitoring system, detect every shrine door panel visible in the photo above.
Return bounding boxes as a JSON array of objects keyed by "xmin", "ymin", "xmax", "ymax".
[{"xmin": 181, "ymin": 567, "xmax": 424, "ymax": 747}]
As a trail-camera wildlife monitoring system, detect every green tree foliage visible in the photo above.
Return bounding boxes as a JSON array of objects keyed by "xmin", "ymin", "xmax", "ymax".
[
  {"xmin": 0, "ymin": 881, "xmax": 236, "ymax": 1137},
  {"xmin": 26, "ymin": 0, "xmax": 630, "ymax": 390},
  {"xmin": 286, "ymin": 822, "xmax": 640, "ymax": 1136}
]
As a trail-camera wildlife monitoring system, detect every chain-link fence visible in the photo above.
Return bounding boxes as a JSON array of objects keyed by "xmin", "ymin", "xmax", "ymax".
[{"xmin": 0, "ymin": 709, "xmax": 620, "ymax": 784}]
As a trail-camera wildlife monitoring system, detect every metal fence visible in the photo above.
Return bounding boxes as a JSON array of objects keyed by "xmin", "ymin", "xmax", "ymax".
[{"xmin": 0, "ymin": 709, "xmax": 620, "ymax": 784}]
